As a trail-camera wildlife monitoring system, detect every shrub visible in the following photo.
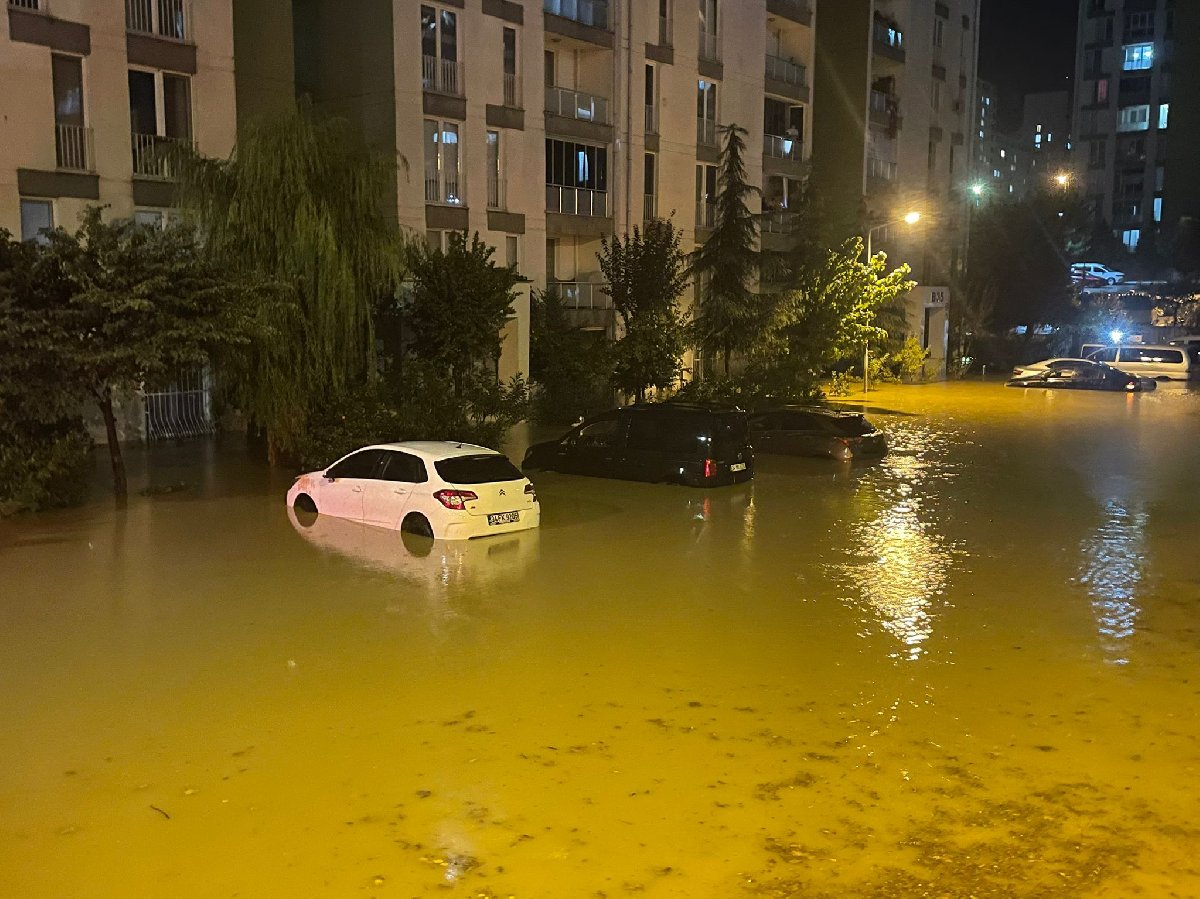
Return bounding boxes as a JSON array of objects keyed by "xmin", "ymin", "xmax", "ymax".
[{"xmin": 0, "ymin": 418, "xmax": 93, "ymax": 517}]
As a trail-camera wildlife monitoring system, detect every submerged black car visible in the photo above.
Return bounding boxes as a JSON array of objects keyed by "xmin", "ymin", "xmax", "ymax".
[
  {"xmin": 522, "ymin": 403, "xmax": 753, "ymax": 487},
  {"xmin": 748, "ymin": 407, "xmax": 888, "ymax": 461},
  {"xmin": 1006, "ymin": 361, "xmax": 1147, "ymax": 392}
]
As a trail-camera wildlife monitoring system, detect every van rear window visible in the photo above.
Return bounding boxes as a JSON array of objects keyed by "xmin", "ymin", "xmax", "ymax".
[{"xmin": 435, "ymin": 454, "xmax": 524, "ymax": 484}]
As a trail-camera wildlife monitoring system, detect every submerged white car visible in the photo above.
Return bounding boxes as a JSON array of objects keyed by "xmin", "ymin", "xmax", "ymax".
[{"xmin": 287, "ymin": 441, "xmax": 540, "ymax": 540}]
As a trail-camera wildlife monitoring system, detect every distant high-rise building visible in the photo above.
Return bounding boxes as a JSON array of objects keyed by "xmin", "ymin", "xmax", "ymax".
[
  {"xmin": 1021, "ymin": 90, "xmax": 1072, "ymax": 193},
  {"xmin": 813, "ymin": 0, "xmax": 982, "ymax": 374},
  {"xmin": 1071, "ymin": 0, "xmax": 1199, "ymax": 254}
]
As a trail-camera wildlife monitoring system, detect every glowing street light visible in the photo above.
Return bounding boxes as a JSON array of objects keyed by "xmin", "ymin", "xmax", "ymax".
[
  {"xmin": 1109, "ymin": 329, "xmax": 1124, "ymax": 344},
  {"xmin": 1054, "ymin": 172, "xmax": 1072, "ymax": 189},
  {"xmin": 970, "ymin": 182, "xmax": 985, "ymax": 197}
]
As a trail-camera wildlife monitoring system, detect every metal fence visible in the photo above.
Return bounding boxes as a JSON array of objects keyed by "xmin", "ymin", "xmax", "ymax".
[
  {"xmin": 126, "ymin": 0, "xmax": 188, "ymax": 40},
  {"xmin": 503, "ymin": 73, "xmax": 521, "ymax": 107},
  {"xmin": 422, "ymin": 55, "xmax": 463, "ymax": 96},
  {"xmin": 763, "ymin": 132, "xmax": 802, "ymax": 160},
  {"xmin": 143, "ymin": 366, "xmax": 214, "ymax": 441},
  {"xmin": 56, "ymin": 123, "xmax": 93, "ymax": 171},
  {"xmin": 8, "ymin": 0, "xmax": 41, "ymax": 10}
]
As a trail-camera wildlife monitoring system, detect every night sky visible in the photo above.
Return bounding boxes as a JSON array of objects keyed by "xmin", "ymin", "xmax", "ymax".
[{"xmin": 980, "ymin": 0, "xmax": 1079, "ymax": 132}]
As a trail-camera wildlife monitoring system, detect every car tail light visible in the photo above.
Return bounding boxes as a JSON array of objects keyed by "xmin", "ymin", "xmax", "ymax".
[
  {"xmin": 524, "ymin": 483, "xmax": 537, "ymax": 502},
  {"xmin": 434, "ymin": 489, "xmax": 478, "ymax": 510},
  {"xmin": 704, "ymin": 459, "xmax": 716, "ymax": 479}
]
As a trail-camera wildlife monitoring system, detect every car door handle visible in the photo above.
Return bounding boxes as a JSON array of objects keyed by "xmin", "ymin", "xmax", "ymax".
[
  {"xmin": 352, "ymin": 486, "xmax": 363, "ymax": 493},
  {"xmin": 392, "ymin": 488, "xmax": 408, "ymax": 495}
]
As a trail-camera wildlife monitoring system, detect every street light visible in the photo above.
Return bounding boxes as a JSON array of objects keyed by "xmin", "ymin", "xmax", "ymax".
[
  {"xmin": 1054, "ymin": 171, "xmax": 1071, "ymax": 189},
  {"xmin": 863, "ymin": 211, "xmax": 922, "ymax": 392}
]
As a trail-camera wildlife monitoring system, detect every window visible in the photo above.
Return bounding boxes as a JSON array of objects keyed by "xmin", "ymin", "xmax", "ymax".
[
  {"xmin": 426, "ymin": 230, "xmax": 448, "ymax": 252},
  {"xmin": 695, "ymin": 162, "xmax": 717, "ymax": 226},
  {"xmin": 52, "ymin": 54, "xmax": 87, "ymax": 170},
  {"xmin": 128, "ymin": 69, "xmax": 191, "ymax": 175},
  {"xmin": 505, "ymin": 235, "xmax": 519, "ymax": 269},
  {"xmin": 1095, "ymin": 79, "xmax": 1109, "ymax": 103},
  {"xmin": 1118, "ymin": 105, "xmax": 1150, "ymax": 132},
  {"xmin": 435, "ymin": 454, "xmax": 523, "ymax": 484},
  {"xmin": 420, "ymin": 5, "xmax": 460, "ymax": 95},
  {"xmin": 134, "ymin": 209, "xmax": 166, "ymax": 229},
  {"xmin": 1124, "ymin": 11, "xmax": 1154, "ymax": 39},
  {"xmin": 931, "ymin": 80, "xmax": 941, "ymax": 112},
  {"xmin": 1089, "ymin": 138, "xmax": 1106, "ymax": 167},
  {"xmin": 327, "ymin": 450, "xmax": 385, "ymax": 480},
  {"xmin": 424, "ymin": 119, "xmax": 463, "ymax": 204},
  {"xmin": 1121, "ymin": 228, "xmax": 1140, "ymax": 251},
  {"xmin": 1155, "ymin": 165, "xmax": 1164, "ymax": 191},
  {"xmin": 486, "ymin": 130, "xmax": 504, "ymax": 208},
  {"xmin": 1153, "ymin": 197, "xmax": 1162, "ymax": 222},
  {"xmin": 545, "ymin": 139, "xmax": 608, "ymax": 190},
  {"xmin": 697, "ymin": 78, "xmax": 718, "ymax": 144},
  {"xmin": 645, "ymin": 63, "xmax": 658, "ymax": 132},
  {"xmin": 1122, "ymin": 42, "xmax": 1154, "ymax": 71},
  {"xmin": 502, "ymin": 27, "xmax": 519, "ymax": 106},
  {"xmin": 699, "ymin": 0, "xmax": 718, "ymax": 38},
  {"xmin": 764, "ymin": 175, "xmax": 802, "ymax": 211},
  {"xmin": 19, "ymin": 199, "xmax": 53, "ymax": 243},
  {"xmin": 380, "ymin": 451, "xmax": 428, "ymax": 483},
  {"xmin": 1158, "ymin": 103, "xmax": 1169, "ymax": 129},
  {"xmin": 644, "ymin": 152, "xmax": 656, "ymax": 206},
  {"xmin": 571, "ymin": 418, "xmax": 620, "ymax": 448},
  {"xmin": 933, "ymin": 17, "xmax": 944, "ymax": 47},
  {"xmin": 544, "ymin": 50, "xmax": 556, "ymax": 87}
]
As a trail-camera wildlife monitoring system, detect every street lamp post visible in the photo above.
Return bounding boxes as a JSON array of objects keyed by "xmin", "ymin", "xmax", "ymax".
[{"xmin": 862, "ymin": 211, "xmax": 922, "ymax": 392}]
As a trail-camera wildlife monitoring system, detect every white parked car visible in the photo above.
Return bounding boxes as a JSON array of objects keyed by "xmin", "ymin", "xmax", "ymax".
[
  {"xmin": 1070, "ymin": 262, "xmax": 1125, "ymax": 285},
  {"xmin": 287, "ymin": 441, "xmax": 540, "ymax": 539}
]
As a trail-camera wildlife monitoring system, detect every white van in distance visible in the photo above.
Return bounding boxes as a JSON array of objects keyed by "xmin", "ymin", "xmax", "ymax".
[{"xmin": 1083, "ymin": 344, "xmax": 1200, "ymax": 381}]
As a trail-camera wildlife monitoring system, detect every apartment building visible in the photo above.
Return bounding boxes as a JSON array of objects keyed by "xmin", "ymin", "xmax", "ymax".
[
  {"xmin": 1020, "ymin": 90, "xmax": 1072, "ymax": 192},
  {"xmin": 1, "ymin": 0, "xmax": 236, "ymax": 239},
  {"xmin": 236, "ymin": 0, "xmax": 816, "ymax": 381},
  {"xmin": 1071, "ymin": 0, "xmax": 1196, "ymax": 253},
  {"xmin": 813, "ymin": 0, "xmax": 981, "ymax": 375}
]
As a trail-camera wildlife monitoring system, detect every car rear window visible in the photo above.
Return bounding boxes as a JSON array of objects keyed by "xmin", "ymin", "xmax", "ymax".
[
  {"xmin": 828, "ymin": 415, "xmax": 873, "ymax": 436},
  {"xmin": 434, "ymin": 454, "xmax": 524, "ymax": 484}
]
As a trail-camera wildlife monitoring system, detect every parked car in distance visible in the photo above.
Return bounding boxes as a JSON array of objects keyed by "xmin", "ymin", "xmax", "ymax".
[
  {"xmin": 1084, "ymin": 343, "xmax": 1200, "ymax": 381},
  {"xmin": 287, "ymin": 441, "xmax": 539, "ymax": 539},
  {"xmin": 748, "ymin": 407, "xmax": 888, "ymax": 461},
  {"xmin": 1070, "ymin": 262, "xmax": 1125, "ymax": 285},
  {"xmin": 1006, "ymin": 360, "xmax": 1150, "ymax": 391},
  {"xmin": 522, "ymin": 402, "xmax": 753, "ymax": 487}
]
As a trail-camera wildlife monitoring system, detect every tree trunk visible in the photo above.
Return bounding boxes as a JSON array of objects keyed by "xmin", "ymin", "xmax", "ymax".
[
  {"xmin": 97, "ymin": 388, "xmax": 128, "ymax": 500},
  {"xmin": 722, "ymin": 344, "xmax": 731, "ymax": 377}
]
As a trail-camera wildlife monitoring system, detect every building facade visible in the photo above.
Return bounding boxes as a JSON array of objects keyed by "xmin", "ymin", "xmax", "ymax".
[
  {"xmin": 1071, "ymin": 0, "xmax": 1176, "ymax": 253},
  {"xmin": 1, "ymin": 0, "xmax": 237, "ymax": 239},
  {"xmin": 235, "ymin": 0, "xmax": 816, "ymax": 382},
  {"xmin": 813, "ymin": 0, "xmax": 982, "ymax": 375}
]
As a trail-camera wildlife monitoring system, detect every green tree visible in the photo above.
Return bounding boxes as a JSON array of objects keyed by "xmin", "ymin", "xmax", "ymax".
[
  {"xmin": 598, "ymin": 219, "xmax": 690, "ymax": 400},
  {"xmin": 692, "ymin": 124, "xmax": 762, "ymax": 375},
  {"xmin": 172, "ymin": 107, "xmax": 406, "ymax": 459},
  {"xmin": 528, "ymin": 288, "xmax": 610, "ymax": 424},
  {"xmin": 1, "ymin": 209, "xmax": 254, "ymax": 499},
  {"xmin": 749, "ymin": 239, "xmax": 915, "ymax": 397}
]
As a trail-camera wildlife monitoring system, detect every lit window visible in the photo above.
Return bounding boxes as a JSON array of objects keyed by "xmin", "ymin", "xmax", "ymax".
[
  {"xmin": 1118, "ymin": 105, "xmax": 1151, "ymax": 132},
  {"xmin": 1121, "ymin": 229, "xmax": 1140, "ymax": 251},
  {"xmin": 1000, "ymin": 149, "xmax": 1006, "ymax": 158},
  {"xmin": 1046, "ymin": 133, "xmax": 1053, "ymax": 143},
  {"xmin": 1153, "ymin": 197, "xmax": 1162, "ymax": 222},
  {"xmin": 1036, "ymin": 123, "xmax": 1042, "ymax": 132},
  {"xmin": 1123, "ymin": 43, "xmax": 1154, "ymax": 71},
  {"xmin": 1158, "ymin": 103, "xmax": 1169, "ymax": 129},
  {"xmin": 1034, "ymin": 133, "xmax": 1042, "ymax": 146}
]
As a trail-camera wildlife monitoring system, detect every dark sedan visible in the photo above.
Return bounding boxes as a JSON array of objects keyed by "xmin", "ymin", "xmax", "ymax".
[
  {"xmin": 1005, "ymin": 360, "xmax": 1150, "ymax": 392},
  {"xmin": 748, "ymin": 407, "xmax": 888, "ymax": 461}
]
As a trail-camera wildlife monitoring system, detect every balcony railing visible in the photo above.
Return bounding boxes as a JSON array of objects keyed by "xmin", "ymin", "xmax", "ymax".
[
  {"xmin": 644, "ymin": 194, "xmax": 657, "ymax": 220},
  {"xmin": 766, "ymin": 54, "xmax": 806, "ymax": 88},
  {"xmin": 487, "ymin": 175, "xmax": 506, "ymax": 210},
  {"xmin": 55, "ymin": 123, "xmax": 93, "ymax": 172},
  {"xmin": 126, "ymin": 0, "xmax": 189, "ymax": 41},
  {"xmin": 546, "ymin": 184, "xmax": 608, "ymax": 217},
  {"xmin": 422, "ymin": 55, "xmax": 463, "ymax": 96},
  {"xmin": 424, "ymin": 172, "xmax": 464, "ymax": 206},
  {"xmin": 697, "ymin": 118, "xmax": 717, "ymax": 147},
  {"xmin": 545, "ymin": 85, "xmax": 609, "ymax": 124},
  {"xmin": 645, "ymin": 103, "xmax": 658, "ymax": 134},
  {"xmin": 698, "ymin": 27, "xmax": 720, "ymax": 62},
  {"xmin": 131, "ymin": 132, "xmax": 191, "ymax": 178},
  {"xmin": 696, "ymin": 201, "xmax": 717, "ymax": 229},
  {"xmin": 503, "ymin": 72, "xmax": 522, "ymax": 107},
  {"xmin": 763, "ymin": 132, "xmax": 802, "ymax": 161},
  {"xmin": 761, "ymin": 210, "xmax": 801, "ymax": 234},
  {"xmin": 547, "ymin": 281, "xmax": 613, "ymax": 330},
  {"xmin": 543, "ymin": 0, "xmax": 609, "ymax": 30},
  {"xmin": 8, "ymin": 0, "xmax": 41, "ymax": 10}
]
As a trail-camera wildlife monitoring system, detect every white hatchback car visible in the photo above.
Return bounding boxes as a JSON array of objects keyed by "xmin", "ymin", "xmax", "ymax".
[{"xmin": 287, "ymin": 441, "xmax": 540, "ymax": 539}]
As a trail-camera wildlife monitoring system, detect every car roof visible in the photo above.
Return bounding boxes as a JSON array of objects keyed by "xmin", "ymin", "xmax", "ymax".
[
  {"xmin": 363, "ymin": 441, "xmax": 501, "ymax": 460},
  {"xmin": 751, "ymin": 405, "xmax": 863, "ymax": 419},
  {"xmin": 629, "ymin": 401, "xmax": 745, "ymax": 414}
]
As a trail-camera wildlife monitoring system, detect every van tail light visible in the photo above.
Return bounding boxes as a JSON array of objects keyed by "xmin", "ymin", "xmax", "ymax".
[
  {"xmin": 704, "ymin": 459, "xmax": 716, "ymax": 479},
  {"xmin": 524, "ymin": 483, "xmax": 537, "ymax": 502},
  {"xmin": 434, "ymin": 489, "xmax": 478, "ymax": 510}
]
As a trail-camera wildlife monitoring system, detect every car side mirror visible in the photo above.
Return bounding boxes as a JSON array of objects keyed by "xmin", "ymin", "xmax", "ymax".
[{"xmin": 323, "ymin": 472, "xmax": 334, "ymax": 481}]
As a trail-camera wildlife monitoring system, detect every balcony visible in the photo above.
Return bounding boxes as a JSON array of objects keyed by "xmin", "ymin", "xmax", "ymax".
[
  {"xmin": 545, "ymin": 85, "xmax": 609, "ymax": 124},
  {"xmin": 546, "ymin": 184, "xmax": 608, "ymax": 217},
  {"xmin": 55, "ymin": 123, "xmax": 93, "ymax": 172},
  {"xmin": 487, "ymin": 175, "xmax": 506, "ymax": 211},
  {"xmin": 131, "ymin": 132, "xmax": 191, "ymax": 178},
  {"xmin": 698, "ymin": 27, "xmax": 720, "ymax": 62},
  {"xmin": 760, "ymin": 210, "xmax": 801, "ymax": 234},
  {"xmin": 696, "ymin": 201, "xmax": 717, "ymax": 229},
  {"xmin": 543, "ymin": 0, "xmax": 608, "ymax": 30},
  {"xmin": 8, "ymin": 0, "xmax": 40, "ymax": 9},
  {"xmin": 869, "ymin": 89, "xmax": 902, "ymax": 134},
  {"xmin": 763, "ymin": 132, "xmax": 803, "ymax": 161},
  {"xmin": 126, "ymin": 0, "xmax": 189, "ymax": 41},
  {"xmin": 645, "ymin": 103, "xmax": 658, "ymax": 134},
  {"xmin": 697, "ymin": 118, "xmax": 717, "ymax": 148},
  {"xmin": 422, "ymin": 55, "xmax": 463, "ymax": 97},
  {"xmin": 424, "ymin": 171, "xmax": 465, "ymax": 206},
  {"xmin": 503, "ymin": 72, "xmax": 522, "ymax": 107},
  {"xmin": 546, "ymin": 280, "xmax": 613, "ymax": 331},
  {"xmin": 872, "ymin": 17, "xmax": 905, "ymax": 63},
  {"xmin": 766, "ymin": 55, "xmax": 806, "ymax": 89}
]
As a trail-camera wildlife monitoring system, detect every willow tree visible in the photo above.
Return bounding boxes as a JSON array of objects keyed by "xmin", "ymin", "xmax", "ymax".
[
  {"xmin": 171, "ymin": 108, "xmax": 406, "ymax": 459},
  {"xmin": 692, "ymin": 124, "xmax": 761, "ymax": 375}
]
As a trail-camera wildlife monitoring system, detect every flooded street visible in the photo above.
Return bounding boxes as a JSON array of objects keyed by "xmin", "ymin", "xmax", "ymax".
[{"xmin": 2, "ymin": 381, "xmax": 1199, "ymax": 897}]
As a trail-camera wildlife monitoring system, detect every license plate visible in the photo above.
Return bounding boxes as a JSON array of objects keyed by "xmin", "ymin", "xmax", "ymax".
[
  {"xmin": 730, "ymin": 462, "xmax": 747, "ymax": 472},
  {"xmin": 488, "ymin": 511, "xmax": 520, "ymax": 525}
]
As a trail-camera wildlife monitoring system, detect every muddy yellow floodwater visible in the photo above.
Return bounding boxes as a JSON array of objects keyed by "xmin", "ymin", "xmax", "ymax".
[{"xmin": 2, "ymin": 382, "xmax": 1199, "ymax": 897}]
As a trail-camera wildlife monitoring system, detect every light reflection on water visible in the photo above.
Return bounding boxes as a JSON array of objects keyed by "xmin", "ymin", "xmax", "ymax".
[{"xmin": 1078, "ymin": 499, "xmax": 1145, "ymax": 664}]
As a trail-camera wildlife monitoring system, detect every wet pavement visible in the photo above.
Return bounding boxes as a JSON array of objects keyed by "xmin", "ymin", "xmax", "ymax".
[{"xmin": 2, "ymin": 381, "xmax": 1199, "ymax": 897}]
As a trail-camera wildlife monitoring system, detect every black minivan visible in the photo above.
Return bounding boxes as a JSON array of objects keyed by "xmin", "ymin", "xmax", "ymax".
[{"xmin": 522, "ymin": 403, "xmax": 753, "ymax": 487}]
